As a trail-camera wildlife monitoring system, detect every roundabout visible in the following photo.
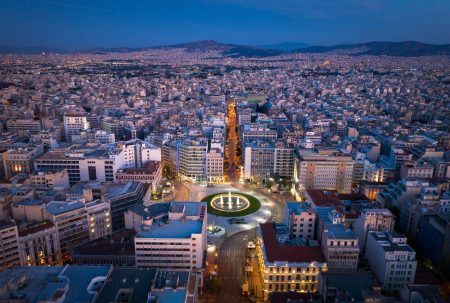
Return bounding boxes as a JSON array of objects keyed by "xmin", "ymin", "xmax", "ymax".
[{"xmin": 202, "ymin": 191, "xmax": 261, "ymax": 217}]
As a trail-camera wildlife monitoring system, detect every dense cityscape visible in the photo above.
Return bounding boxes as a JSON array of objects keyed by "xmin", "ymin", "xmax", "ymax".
[
  {"xmin": 0, "ymin": 44, "xmax": 448, "ymax": 302},
  {"xmin": 1, "ymin": 0, "xmax": 450, "ymax": 300}
]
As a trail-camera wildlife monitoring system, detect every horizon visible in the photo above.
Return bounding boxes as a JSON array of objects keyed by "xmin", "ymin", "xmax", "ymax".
[
  {"xmin": 1, "ymin": 39, "xmax": 450, "ymax": 54},
  {"xmin": 1, "ymin": 0, "xmax": 450, "ymax": 50}
]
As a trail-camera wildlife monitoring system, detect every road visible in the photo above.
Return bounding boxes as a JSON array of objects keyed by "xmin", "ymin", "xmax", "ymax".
[
  {"xmin": 225, "ymin": 99, "xmax": 240, "ymax": 182},
  {"xmin": 214, "ymin": 228, "xmax": 257, "ymax": 303}
]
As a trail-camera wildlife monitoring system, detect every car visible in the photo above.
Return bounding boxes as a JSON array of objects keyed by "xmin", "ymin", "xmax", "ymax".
[{"xmin": 247, "ymin": 241, "xmax": 256, "ymax": 249}]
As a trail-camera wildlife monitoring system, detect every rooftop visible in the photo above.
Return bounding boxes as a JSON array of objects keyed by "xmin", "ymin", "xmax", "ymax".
[
  {"xmin": 369, "ymin": 231, "xmax": 415, "ymax": 252},
  {"xmin": 118, "ymin": 160, "xmax": 161, "ymax": 175},
  {"xmin": 326, "ymin": 224, "xmax": 357, "ymax": 240},
  {"xmin": 73, "ymin": 229, "xmax": 136, "ymax": 256},
  {"xmin": 45, "ymin": 201, "xmax": 85, "ymax": 215},
  {"xmin": 95, "ymin": 268, "xmax": 157, "ymax": 303},
  {"xmin": 321, "ymin": 271, "xmax": 378, "ymax": 302},
  {"xmin": 128, "ymin": 203, "xmax": 170, "ymax": 220},
  {"xmin": 138, "ymin": 219, "xmax": 203, "ymax": 239},
  {"xmin": 260, "ymin": 223, "xmax": 326, "ymax": 264},
  {"xmin": 19, "ymin": 220, "xmax": 54, "ymax": 237},
  {"xmin": 107, "ymin": 181, "xmax": 141, "ymax": 198},
  {"xmin": 58, "ymin": 265, "xmax": 111, "ymax": 303},
  {"xmin": 286, "ymin": 202, "xmax": 313, "ymax": 215}
]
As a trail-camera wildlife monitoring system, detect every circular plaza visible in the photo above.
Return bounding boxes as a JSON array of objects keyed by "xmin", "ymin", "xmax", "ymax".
[{"xmin": 202, "ymin": 191, "xmax": 261, "ymax": 217}]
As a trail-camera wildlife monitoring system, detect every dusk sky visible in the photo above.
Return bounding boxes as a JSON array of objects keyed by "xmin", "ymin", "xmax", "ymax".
[{"xmin": 1, "ymin": 0, "xmax": 450, "ymax": 50}]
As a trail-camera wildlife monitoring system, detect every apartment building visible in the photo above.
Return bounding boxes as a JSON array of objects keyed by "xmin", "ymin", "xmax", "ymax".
[
  {"xmin": 0, "ymin": 218, "xmax": 20, "ymax": 271},
  {"xmin": 354, "ymin": 209, "xmax": 395, "ymax": 251},
  {"xmin": 206, "ymin": 149, "xmax": 224, "ymax": 183},
  {"xmin": 178, "ymin": 138, "xmax": 208, "ymax": 182},
  {"xmin": 17, "ymin": 220, "xmax": 61, "ymax": 266},
  {"xmin": 134, "ymin": 202, "xmax": 207, "ymax": 271},
  {"xmin": 284, "ymin": 202, "xmax": 316, "ymax": 240},
  {"xmin": 63, "ymin": 111, "xmax": 89, "ymax": 141},
  {"xmin": 321, "ymin": 224, "xmax": 359, "ymax": 272},
  {"xmin": 274, "ymin": 142, "xmax": 294, "ymax": 178},
  {"xmin": 294, "ymin": 149, "xmax": 354, "ymax": 195},
  {"xmin": 241, "ymin": 124, "xmax": 278, "ymax": 142},
  {"xmin": 85, "ymin": 200, "xmax": 112, "ymax": 241},
  {"xmin": 2, "ymin": 144, "xmax": 44, "ymax": 178},
  {"xmin": 30, "ymin": 169, "xmax": 70, "ymax": 190},
  {"xmin": 6, "ymin": 118, "xmax": 42, "ymax": 136},
  {"xmin": 44, "ymin": 201, "xmax": 89, "ymax": 263},
  {"xmin": 365, "ymin": 231, "xmax": 417, "ymax": 291},
  {"xmin": 243, "ymin": 140, "xmax": 275, "ymax": 182},
  {"xmin": 95, "ymin": 130, "xmax": 116, "ymax": 144}
]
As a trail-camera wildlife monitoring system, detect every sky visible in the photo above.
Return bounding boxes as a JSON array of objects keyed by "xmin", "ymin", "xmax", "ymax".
[{"xmin": 1, "ymin": 0, "xmax": 449, "ymax": 50}]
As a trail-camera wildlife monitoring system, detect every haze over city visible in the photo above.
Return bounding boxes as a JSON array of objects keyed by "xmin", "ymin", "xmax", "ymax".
[{"xmin": 0, "ymin": 1, "xmax": 449, "ymax": 303}]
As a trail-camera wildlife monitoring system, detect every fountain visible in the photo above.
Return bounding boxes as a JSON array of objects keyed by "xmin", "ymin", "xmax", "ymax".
[{"xmin": 210, "ymin": 192, "xmax": 251, "ymax": 213}]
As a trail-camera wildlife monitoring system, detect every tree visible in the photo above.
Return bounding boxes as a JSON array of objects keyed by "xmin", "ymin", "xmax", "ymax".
[{"xmin": 205, "ymin": 277, "xmax": 222, "ymax": 293}]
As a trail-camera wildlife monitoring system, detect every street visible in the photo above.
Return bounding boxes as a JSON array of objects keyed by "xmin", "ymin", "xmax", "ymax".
[{"xmin": 213, "ymin": 228, "xmax": 257, "ymax": 303}]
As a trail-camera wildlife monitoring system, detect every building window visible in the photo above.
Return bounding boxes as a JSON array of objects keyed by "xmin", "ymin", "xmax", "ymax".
[{"xmin": 88, "ymin": 166, "xmax": 97, "ymax": 180}]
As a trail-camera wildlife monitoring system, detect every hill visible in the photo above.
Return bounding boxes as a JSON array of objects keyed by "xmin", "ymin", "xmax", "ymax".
[{"xmin": 294, "ymin": 41, "xmax": 450, "ymax": 56}]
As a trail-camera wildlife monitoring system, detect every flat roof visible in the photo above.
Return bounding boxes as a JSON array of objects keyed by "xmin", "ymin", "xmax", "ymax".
[
  {"xmin": 73, "ymin": 229, "xmax": 136, "ymax": 256},
  {"xmin": 0, "ymin": 267, "xmax": 63, "ymax": 302},
  {"xmin": 19, "ymin": 220, "xmax": 54, "ymax": 237},
  {"xmin": 128, "ymin": 203, "xmax": 170, "ymax": 220},
  {"xmin": 45, "ymin": 201, "xmax": 84, "ymax": 215},
  {"xmin": 107, "ymin": 181, "xmax": 140, "ymax": 198},
  {"xmin": 0, "ymin": 218, "xmax": 16, "ymax": 230},
  {"xmin": 260, "ymin": 223, "xmax": 325, "ymax": 263},
  {"xmin": 286, "ymin": 202, "xmax": 312, "ymax": 215},
  {"xmin": 95, "ymin": 268, "xmax": 157, "ymax": 303},
  {"xmin": 59, "ymin": 265, "xmax": 111, "ymax": 303},
  {"xmin": 321, "ymin": 271, "xmax": 378, "ymax": 301},
  {"xmin": 119, "ymin": 161, "xmax": 161, "ymax": 175},
  {"xmin": 326, "ymin": 224, "xmax": 357, "ymax": 240},
  {"xmin": 369, "ymin": 231, "xmax": 414, "ymax": 252},
  {"xmin": 150, "ymin": 289, "xmax": 186, "ymax": 303},
  {"xmin": 138, "ymin": 220, "xmax": 203, "ymax": 239}
]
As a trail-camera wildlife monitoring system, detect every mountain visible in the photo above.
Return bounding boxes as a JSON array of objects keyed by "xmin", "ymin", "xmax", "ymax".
[
  {"xmin": 1, "ymin": 40, "xmax": 449, "ymax": 57},
  {"xmin": 86, "ymin": 40, "xmax": 284, "ymax": 57},
  {"xmin": 294, "ymin": 41, "xmax": 450, "ymax": 56},
  {"xmin": 259, "ymin": 42, "xmax": 310, "ymax": 51},
  {"xmin": 161, "ymin": 40, "xmax": 284, "ymax": 57}
]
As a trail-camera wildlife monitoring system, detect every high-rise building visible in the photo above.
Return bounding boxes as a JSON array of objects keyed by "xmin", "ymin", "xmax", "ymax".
[
  {"xmin": 274, "ymin": 142, "xmax": 294, "ymax": 178},
  {"xmin": 243, "ymin": 140, "xmax": 275, "ymax": 182},
  {"xmin": 178, "ymin": 138, "xmax": 208, "ymax": 182}
]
